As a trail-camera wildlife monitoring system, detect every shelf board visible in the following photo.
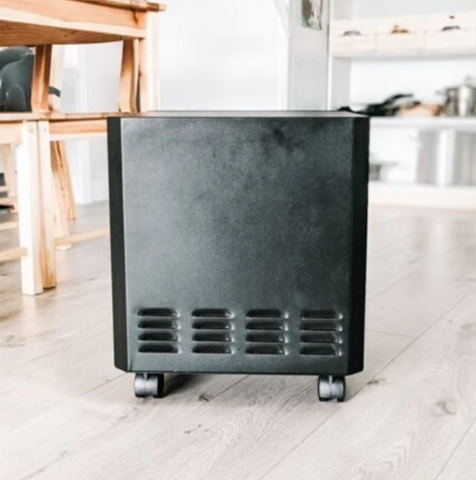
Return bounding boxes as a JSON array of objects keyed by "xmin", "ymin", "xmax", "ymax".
[
  {"xmin": 332, "ymin": 49, "xmax": 476, "ymax": 61},
  {"xmin": 371, "ymin": 117, "xmax": 476, "ymax": 131},
  {"xmin": 369, "ymin": 182, "xmax": 476, "ymax": 210}
]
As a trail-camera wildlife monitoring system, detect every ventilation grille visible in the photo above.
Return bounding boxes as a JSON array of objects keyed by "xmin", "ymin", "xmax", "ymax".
[
  {"xmin": 138, "ymin": 308, "xmax": 179, "ymax": 354},
  {"xmin": 245, "ymin": 310, "xmax": 287, "ymax": 355},
  {"xmin": 192, "ymin": 309, "xmax": 234, "ymax": 354},
  {"xmin": 137, "ymin": 308, "xmax": 343, "ymax": 358},
  {"xmin": 300, "ymin": 310, "xmax": 343, "ymax": 356}
]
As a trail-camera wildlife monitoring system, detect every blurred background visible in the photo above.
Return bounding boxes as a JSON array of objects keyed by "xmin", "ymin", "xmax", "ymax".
[{"xmin": 35, "ymin": 0, "xmax": 476, "ymax": 210}]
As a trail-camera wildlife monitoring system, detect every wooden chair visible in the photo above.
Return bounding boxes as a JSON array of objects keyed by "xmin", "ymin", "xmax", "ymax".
[
  {"xmin": 0, "ymin": 0, "xmax": 165, "ymax": 294},
  {"xmin": 0, "ymin": 115, "xmax": 53, "ymax": 295}
]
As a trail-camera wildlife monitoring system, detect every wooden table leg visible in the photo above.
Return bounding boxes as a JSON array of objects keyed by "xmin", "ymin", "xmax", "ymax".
[
  {"xmin": 139, "ymin": 10, "xmax": 160, "ymax": 111},
  {"xmin": 37, "ymin": 121, "xmax": 57, "ymax": 289},
  {"xmin": 16, "ymin": 123, "xmax": 43, "ymax": 295}
]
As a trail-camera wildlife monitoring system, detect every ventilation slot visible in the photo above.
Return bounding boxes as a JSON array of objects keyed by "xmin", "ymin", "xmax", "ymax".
[
  {"xmin": 192, "ymin": 309, "xmax": 234, "ymax": 355},
  {"xmin": 139, "ymin": 308, "xmax": 178, "ymax": 318},
  {"xmin": 192, "ymin": 309, "xmax": 231, "ymax": 318},
  {"xmin": 300, "ymin": 310, "xmax": 343, "ymax": 357},
  {"xmin": 246, "ymin": 321, "xmax": 285, "ymax": 331},
  {"xmin": 246, "ymin": 332, "xmax": 285, "ymax": 344},
  {"xmin": 300, "ymin": 345, "xmax": 339, "ymax": 356},
  {"xmin": 247, "ymin": 309, "xmax": 286, "ymax": 319},
  {"xmin": 300, "ymin": 332, "xmax": 341, "ymax": 344},
  {"xmin": 140, "ymin": 344, "xmax": 179, "ymax": 354},
  {"xmin": 246, "ymin": 345, "xmax": 285, "ymax": 355},
  {"xmin": 139, "ymin": 332, "xmax": 178, "ymax": 342},
  {"xmin": 192, "ymin": 320, "xmax": 232, "ymax": 330},
  {"xmin": 193, "ymin": 332, "xmax": 231, "ymax": 343},
  {"xmin": 139, "ymin": 319, "xmax": 177, "ymax": 330},
  {"xmin": 193, "ymin": 345, "xmax": 232, "ymax": 355},
  {"xmin": 246, "ymin": 309, "xmax": 287, "ymax": 355},
  {"xmin": 137, "ymin": 308, "xmax": 179, "ymax": 354}
]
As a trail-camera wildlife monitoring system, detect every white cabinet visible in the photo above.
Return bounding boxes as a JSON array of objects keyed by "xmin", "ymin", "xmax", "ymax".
[
  {"xmin": 330, "ymin": 11, "xmax": 476, "ymax": 57},
  {"xmin": 330, "ymin": 19, "xmax": 376, "ymax": 54}
]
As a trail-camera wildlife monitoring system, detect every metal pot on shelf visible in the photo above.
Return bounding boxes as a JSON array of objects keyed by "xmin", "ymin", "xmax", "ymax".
[{"xmin": 439, "ymin": 78, "xmax": 476, "ymax": 117}]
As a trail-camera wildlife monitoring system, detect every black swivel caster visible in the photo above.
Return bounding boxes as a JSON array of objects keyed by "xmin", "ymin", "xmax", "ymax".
[
  {"xmin": 318, "ymin": 375, "xmax": 346, "ymax": 403},
  {"xmin": 134, "ymin": 373, "xmax": 165, "ymax": 399}
]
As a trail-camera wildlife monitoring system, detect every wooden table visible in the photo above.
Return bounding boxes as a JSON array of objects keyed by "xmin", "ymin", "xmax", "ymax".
[{"xmin": 0, "ymin": 0, "xmax": 166, "ymax": 112}]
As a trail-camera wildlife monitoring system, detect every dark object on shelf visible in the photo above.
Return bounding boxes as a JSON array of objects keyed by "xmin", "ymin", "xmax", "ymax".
[
  {"xmin": 0, "ymin": 46, "xmax": 60, "ymax": 112},
  {"xmin": 442, "ymin": 16, "xmax": 461, "ymax": 32},
  {"xmin": 107, "ymin": 112, "xmax": 370, "ymax": 403},
  {"xmin": 442, "ymin": 25, "xmax": 461, "ymax": 32},
  {"xmin": 340, "ymin": 93, "xmax": 416, "ymax": 117},
  {"xmin": 391, "ymin": 25, "xmax": 410, "ymax": 34},
  {"xmin": 439, "ymin": 78, "xmax": 476, "ymax": 117},
  {"xmin": 342, "ymin": 30, "xmax": 362, "ymax": 37}
]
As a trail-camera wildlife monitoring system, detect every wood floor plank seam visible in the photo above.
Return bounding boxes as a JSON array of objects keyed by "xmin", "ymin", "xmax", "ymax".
[
  {"xmin": 368, "ymin": 248, "xmax": 456, "ymax": 300},
  {"xmin": 434, "ymin": 415, "xmax": 476, "ymax": 480},
  {"xmin": 2, "ymin": 325, "xmax": 111, "ymax": 375},
  {"xmin": 255, "ymin": 340, "xmax": 416, "ymax": 478},
  {"xmin": 368, "ymin": 283, "xmax": 476, "ymax": 341},
  {"xmin": 261, "ymin": 293, "xmax": 476, "ymax": 480},
  {"xmin": 362, "ymin": 285, "xmax": 476, "ymax": 383},
  {"xmin": 256, "ymin": 405, "xmax": 340, "ymax": 480},
  {"xmin": 10, "ymin": 374, "xmax": 250, "ymax": 480},
  {"xmin": 260, "ymin": 288, "xmax": 476, "ymax": 480},
  {"xmin": 367, "ymin": 329, "xmax": 416, "ymax": 339}
]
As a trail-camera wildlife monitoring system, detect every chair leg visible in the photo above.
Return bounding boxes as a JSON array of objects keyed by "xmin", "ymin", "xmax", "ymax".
[
  {"xmin": 119, "ymin": 39, "xmax": 140, "ymax": 113},
  {"xmin": 37, "ymin": 122, "xmax": 56, "ymax": 289},
  {"xmin": 51, "ymin": 142, "xmax": 71, "ymax": 251},
  {"xmin": 51, "ymin": 141, "xmax": 76, "ymax": 221},
  {"xmin": 16, "ymin": 123, "xmax": 43, "ymax": 295},
  {"xmin": 1, "ymin": 144, "xmax": 17, "ymax": 211}
]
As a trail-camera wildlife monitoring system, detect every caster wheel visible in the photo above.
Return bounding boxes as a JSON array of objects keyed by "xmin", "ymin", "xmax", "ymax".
[
  {"xmin": 134, "ymin": 373, "xmax": 165, "ymax": 399},
  {"xmin": 318, "ymin": 375, "xmax": 346, "ymax": 403}
]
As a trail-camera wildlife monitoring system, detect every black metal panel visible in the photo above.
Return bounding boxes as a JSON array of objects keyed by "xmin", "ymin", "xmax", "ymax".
[{"xmin": 108, "ymin": 112, "xmax": 369, "ymax": 377}]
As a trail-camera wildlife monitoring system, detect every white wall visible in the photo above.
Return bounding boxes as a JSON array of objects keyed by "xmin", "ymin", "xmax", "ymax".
[
  {"xmin": 160, "ymin": 0, "xmax": 329, "ymax": 112},
  {"xmin": 160, "ymin": 0, "xmax": 285, "ymax": 110},
  {"xmin": 60, "ymin": 43, "xmax": 122, "ymax": 203}
]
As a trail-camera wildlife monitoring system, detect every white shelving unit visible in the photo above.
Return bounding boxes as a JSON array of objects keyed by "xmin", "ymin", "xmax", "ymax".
[
  {"xmin": 372, "ymin": 117, "xmax": 476, "ymax": 131},
  {"xmin": 327, "ymin": 0, "xmax": 476, "ymax": 210},
  {"xmin": 333, "ymin": 49, "xmax": 476, "ymax": 60}
]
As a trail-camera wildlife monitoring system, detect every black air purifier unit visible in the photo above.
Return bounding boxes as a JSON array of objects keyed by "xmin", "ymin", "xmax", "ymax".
[{"xmin": 108, "ymin": 112, "xmax": 369, "ymax": 402}]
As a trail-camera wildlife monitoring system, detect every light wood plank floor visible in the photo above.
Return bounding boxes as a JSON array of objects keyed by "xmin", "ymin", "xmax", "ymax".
[{"xmin": 1, "ymin": 204, "xmax": 476, "ymax": 480}]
